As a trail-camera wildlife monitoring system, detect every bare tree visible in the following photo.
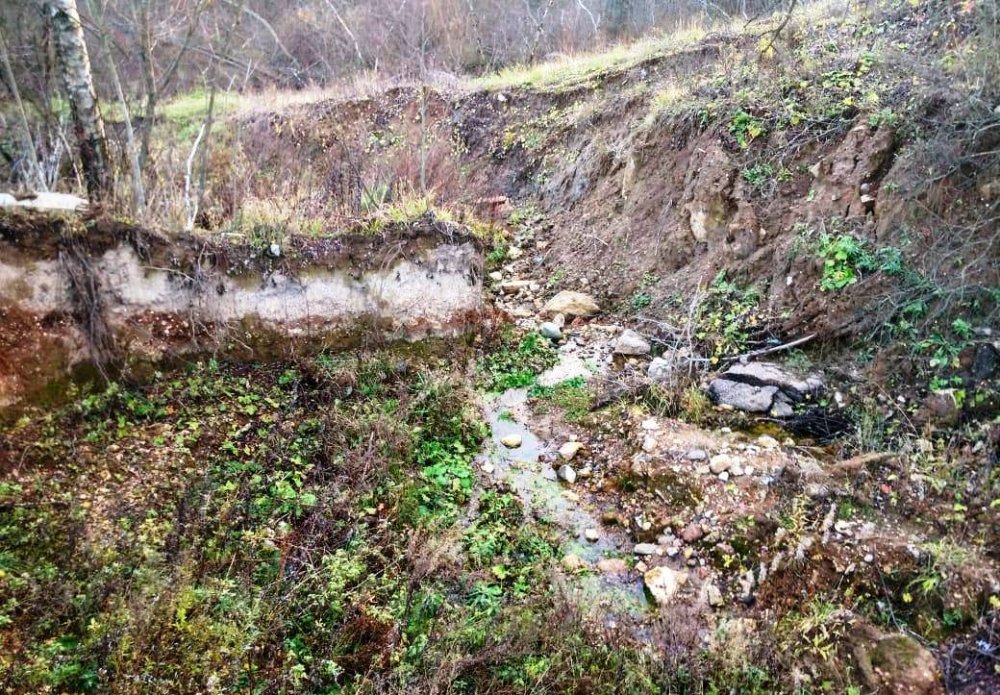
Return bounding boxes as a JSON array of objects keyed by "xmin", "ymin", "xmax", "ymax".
[
  {"xmin": 0, "ymin": 24, "xmax": 45, "ymax": 190},
  {"xmin": 45, "ymin": 0, "xmax": 110, "ymax": 199}
]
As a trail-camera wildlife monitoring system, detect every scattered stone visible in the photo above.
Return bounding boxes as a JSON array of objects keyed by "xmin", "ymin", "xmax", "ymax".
[
  {"xmin": 500, "ymin": 434, "xmax": 522, "ymax": 448},
  {"xmin": 685, "ymin": 448, "xmax": 708, "ymax": 461},
  {"xmin": 648, "ymin": 356, "xmax": 675, "ymax": 381},
  {"xmin": 488, "ymin": 271, "xmax": 503, "ymax": 282},
  {"xmin": 506, "ymin": 245, "xmax": 524, "ymax": 260},
  {"xmin": 557, "ymin": 464, "xmax": 577, "ymax": 484},
  {"xmin": 584, "ymin": 528, "xmax": 600, "ymax": 542},
  {"xmin": 577, "ymin": 465, "xmax": 592, "ymax": 478},
  {"xmin": 597, "ymin": 558, "xmax": 629, "ymax": 574},
  {"xmin": 541, "ymin": 290, "xmax": 600, "ymax": 318},
  {"xmin": 642, "ymin": 435, "xmax": 657, "ymax": 452},
  {"xmin": 539, "ymin": 322, "xmax": 562, "ymax": 340},
  {"xmin": 633, "ymin": 543, "xmax": 657, "ymax": 556},
  {"xmin": 613, "ymin": 329, "xmax": 651, "ymax": 355},
  {"xmin": 681, "ymin": 523, "xmax": 704, "ymax": 544},
  {"xmin": 268, "ymin": 243, "xmax": 282, "ymax": 258},
  {"xmin": 718, "ymin": 471, "xmax": 730, "ymax": 482},
  {"xmin": 757, "ymin": 435, "xmax": 780, "ymax": 449},
  {"xmin": 481, "ymin": 461, "xmax": 495, "ymax": 474},
  {"xmin": 635, "ymin": 560, "xmax": 648, "ymax": 573},
  {"xmin": 709, "ymin": 454, "xmax": 734, "ymax": 474},
  {"xmin": 558, "ymin": 441, "xmax": 584, "ymax": 461},
  {"xmin": 500, "ymin": 280, "xmax": 532, "ymax": 294},
  {"xmin": 730, "ymin": 464, "xmax": 744, "ymax": 477},
  {"xmin": 641, "ymin": 417, "xmax": 660, "ymax": 431},
  {"xmin": 703, "ymin": 582, "xmax": 724, "ymax": 607},
  {"xmin": 864, "ymin": 553, "xmax": 875, "ymax": 564},
  {"xmin": 644, "ymin": 566, "xmax": 683, "ymax": 605}
]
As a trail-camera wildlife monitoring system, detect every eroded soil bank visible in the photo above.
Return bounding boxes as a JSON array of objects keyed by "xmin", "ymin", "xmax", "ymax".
[{"xmin": 0, "ymin": 211, "xmax": 484, "ymax": 408}]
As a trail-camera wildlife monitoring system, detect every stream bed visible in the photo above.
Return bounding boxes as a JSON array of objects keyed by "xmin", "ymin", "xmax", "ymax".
[{"xmin": 478, "ymin": 387, "xmax": 650, "ymax": 619}]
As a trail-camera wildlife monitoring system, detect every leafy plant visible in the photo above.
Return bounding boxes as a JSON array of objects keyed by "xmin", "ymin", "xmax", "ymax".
[
  {"xmin": 478, "ymin": 330, "xmax": 558, "ymax": 391},
  {"xmin": 728, "ymin": 111, "xmax": 765, "ymax": 148}
]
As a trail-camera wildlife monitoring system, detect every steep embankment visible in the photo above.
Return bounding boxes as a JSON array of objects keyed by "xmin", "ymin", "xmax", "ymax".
[{"xmin": 0, "ymin": 212, "xmax": 485, "ymax": 407}]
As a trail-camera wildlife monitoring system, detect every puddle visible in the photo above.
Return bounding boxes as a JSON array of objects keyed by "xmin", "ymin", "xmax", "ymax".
[{"xmin": 479, "ymin": 388, "xmax": 649, "ymax": 614}]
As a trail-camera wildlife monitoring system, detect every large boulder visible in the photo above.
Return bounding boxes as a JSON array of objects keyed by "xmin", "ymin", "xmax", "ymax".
[
  {"xmin": 852, "ymin": 626, "xmax": 944, "ymax": 695},
  {"xmin": 707, "ymin": 361, "xmax": 823, "ymax": 416},
  {"xmin": 541, "ymin": 291, "xmax": 600, "ymax": 318},
  {"xmin": 708, "ymin": 380, "xmax": 779, "ymax": 413}
]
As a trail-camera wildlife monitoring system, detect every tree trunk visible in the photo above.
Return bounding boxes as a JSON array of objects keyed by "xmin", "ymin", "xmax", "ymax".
[{"xmin": 45, "ymin": 0, "xmax": 111, "ymax": 200}]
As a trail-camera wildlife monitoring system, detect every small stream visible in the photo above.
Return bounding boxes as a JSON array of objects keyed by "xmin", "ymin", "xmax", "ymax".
[{"xmin": 479, "ymin": 388, "xmax": 649, "ymax": 616}]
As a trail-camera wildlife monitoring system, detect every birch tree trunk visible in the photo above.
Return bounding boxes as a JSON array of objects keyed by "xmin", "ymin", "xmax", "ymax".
[{"xmin": 45, "ymin": 0, "xmax": 111, "ymax": 200}]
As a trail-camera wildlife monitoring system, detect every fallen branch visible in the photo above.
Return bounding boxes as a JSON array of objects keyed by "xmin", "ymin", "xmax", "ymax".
[{"xmin": 728, "ymin": 333, "xmax": 817, "ymax": 365}]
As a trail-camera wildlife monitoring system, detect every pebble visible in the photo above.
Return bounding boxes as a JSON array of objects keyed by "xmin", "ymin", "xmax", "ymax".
[
  {"xmin": 704, "ymin": 582, "xmax": 725, "ymax": 607},
  {"xmin": 584, "ymin": 528, "xmax": 600, "ymax": 542},
  {"xmin": 864, "ymin": 553, "xmax": 875, "ymax": 563},
  {"xmin": 557, "ymin": 464, "xmax": 577, "ymax": 484},
  {"xmin": 642, "ymin": 435, "xmax": 657, "ymax": 452},
  {"xmin": 685, "ymin": 449, "xmax": 708, "ymax": 461},
  {"xmin": 633, "ymin": 543, "xmax": 658, "ymax": 556},
  {"xmin": 709, "ymin": 454, "xmax": 734, "ymax": 474},
  {"xmin": 539, "ymin": 322, "xmax": 562, "ymax": 340},
  {"xmin": 641, "ymin": 418, "xmax": 660, "ymax": 431},
  {"xmin": 558, "ymin": 441, "xmax": 584, "ymax": 461},
  {"xmin": 718, "ymin": 471, "xmax": 730, "ymax": 482},
  {"xmin": 481, "ymin": 461, "xmax": 495, "ymax": 474},
  {"xmin": 500, "ymin": 434, "xmax": 522, "ymax": 448},
  {"xmin": 597, "ymin": 558, "xmax": 629, "ymax": 574},
  {"xmin": 681, "ymin": 523, "xmax": 704, "ymax": 543}
]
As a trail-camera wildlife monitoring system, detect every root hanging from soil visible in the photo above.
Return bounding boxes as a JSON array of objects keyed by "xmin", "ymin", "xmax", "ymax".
[{"xmin": 60, "ymin": 239, "xmax": 117, "ymax": 378}]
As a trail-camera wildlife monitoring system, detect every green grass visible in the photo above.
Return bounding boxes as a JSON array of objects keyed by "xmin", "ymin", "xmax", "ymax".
[
  {"xmin": 477, "ymin": 330, "xmax": 558, "ymax": 391},
  {"xmin": 473, "ymin": 27, "xmax": 707, "ymax": 92}
]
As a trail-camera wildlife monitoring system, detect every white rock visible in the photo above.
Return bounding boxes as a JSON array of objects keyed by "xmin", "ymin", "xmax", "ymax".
[
  {"xmin": 539, "ymin": 322, "xmax": 562, "ymax": 340},
  {"xmin": 613, "ymin": 329, "xmax": 651, "ymax": 355},
  {"xmin": 557, "ymin": 464, "xmax": 577, "ymax": 484},
  {"xmin": 500, "ymin": 434, "xmax": 522, "ymax": 448},
  {"xmin": 641, "ymin": 417, "xmax": 660, "ymax": 431},
  {"xmin": 648, "ymin": 356, "xmax": 675, "ymax": 381},
  {"xmin": 633, "ymin": 543, "xmax": 657, "ymax": 556},
  {"xmin": 705, "ymin": 583, "xmax": 725, "ymax": 607},
  {"xmin": 644, "ymin": 566, "xmax": 682, "ymax": 605},
  {"xmin": 709, "ymin": 454, "xmax": 734, "ymax": 474},
  {"xmin": 558, "ymin": 441, "xmax": 584, "ymax": 461},
  {"xmin": 584, "ymin": 528, "xmax": 600, "ymax": 542}
]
